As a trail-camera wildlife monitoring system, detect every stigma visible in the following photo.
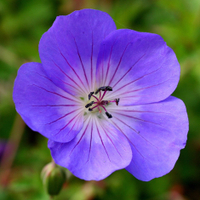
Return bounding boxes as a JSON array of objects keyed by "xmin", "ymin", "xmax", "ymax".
[{"xmin": 85, "ymin": 86, "xmax": 120, "ymax": 119}]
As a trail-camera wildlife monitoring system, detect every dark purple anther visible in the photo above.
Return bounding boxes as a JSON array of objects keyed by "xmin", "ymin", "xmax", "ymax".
[
  {"xmin": 100, "ymin": 86, "xmax": 107, "ymax": 91},
  {"xmin": 116, "ymin": 98, "xmax": 120, "ymax": 106},
  {"xmin": 105, "ymin": 112, "xmax": 112, "ymax": 118},
  {"xmin": 105, "ymin": 86, "xmax": 112, "ymax": 91},
  {"xmin": 95, "ymin": 86, "xmax": 112, "ymax": 94},
  {"xmin": 95, "ymin": 87, "xmax": 104, "ymax": 94},
  {"xmin": 85, "ymin": 101, "xmax": 94, "ymax": 108},
  {"xmin": 88, "ymin": 92, "xmax": 94, "ymax": 100}
]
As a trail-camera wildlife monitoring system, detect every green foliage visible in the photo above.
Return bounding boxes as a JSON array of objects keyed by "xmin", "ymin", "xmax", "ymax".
[{"xmin": 0, "ymin": 0, "xmax": 200, "ymax": 199}]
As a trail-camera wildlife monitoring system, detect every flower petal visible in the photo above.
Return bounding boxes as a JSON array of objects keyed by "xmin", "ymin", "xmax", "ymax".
[
  {"xmin": 48, "ymin": 115, "xmax": 132, "ymax": 181},
  {"xmin": 109, "ymin": 96, "xmax": 188, "ymax": 181},
  {"xmin": 39, "ymin": 9, "xmax": 116, "ymax": 95},
  {"xmin": 13, "ymin": 62, "xmax": 84, "ymax": 143},
  {"xmin": 96, "ymin": 29, "xmax": 180, "ymax": 105}
]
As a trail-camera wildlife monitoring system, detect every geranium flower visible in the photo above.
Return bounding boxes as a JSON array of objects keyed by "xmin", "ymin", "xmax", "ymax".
[{"xmin": 13, "ymin": 9, "xmax": 188, "ymax": 181}]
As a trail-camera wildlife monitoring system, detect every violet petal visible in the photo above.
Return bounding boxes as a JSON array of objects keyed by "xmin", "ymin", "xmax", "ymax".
[
  {"xmin": 13, "ymin": 62, "xmax": 84, "ymax": 143},
  {"xmin": 39, "ymin": 9, "xmax": 116, "ymax": 95},
  {"xmin": 109, "ymin": 96, "xmax": 188, "ymax": 181},
  {"xmin": 48, "ymin": 116, "xmax": 132, "ymax": 181},
  {"xmin": 96, "ymin": 29, "xmax": 180, "ymax": 105}
]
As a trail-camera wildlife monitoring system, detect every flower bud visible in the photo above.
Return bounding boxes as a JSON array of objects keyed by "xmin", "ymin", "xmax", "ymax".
[{"xmin": 41, "ymin": 162, "xmax": 66, "ymax": 196}]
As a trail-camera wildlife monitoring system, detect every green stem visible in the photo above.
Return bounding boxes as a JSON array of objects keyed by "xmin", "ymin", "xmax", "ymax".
[{"xmin": 0, "ymin": 114, "xmax": 25, "ymax": 187}]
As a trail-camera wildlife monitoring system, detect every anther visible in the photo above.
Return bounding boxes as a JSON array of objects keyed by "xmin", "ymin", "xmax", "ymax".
[
  {"xmin": 88, "ymin": 92, "xmax": 94, "ymax": 100},
  {"xmin": 88, "ymin": 108, "xmax": 93, "ymax": 111},
  {"xmin": 105, "ymin": 86, "xmax": 112, "ymax": 91},
  {"xmin": 99, "ymin": 86, "xmax": 107, "ymax": 92},
  {"xmin": 105, "ymin": 112, "xmax": 112, "ymax": 119},
  {"xmin": 115, "ymin": 98, "xmax": 120, "ymax": 106},
  {"xmin": 95, "ymin": 87, "xmax": 104, "ymax": 94},
  {"xmin": 95, "ymin": 86, "xmax": 113, "ymax": 94},
  {"xmin": 85, "ymin": 101, "xmax": 94, "ymax": 108}
]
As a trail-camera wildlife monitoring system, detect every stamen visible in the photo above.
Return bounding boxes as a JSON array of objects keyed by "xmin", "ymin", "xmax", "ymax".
[
  {"xmin": 100, "ymin": 90, "xmax": 107, "ymax": 101},
  {"xmin": 98, "ymin": 107, "xmax": 102, "ymax": 113},
  {"xmin": 88, "ymin": 104, "xmax": 98, "ymax": 111},
  {"xmin": 99, "ymin": 90, "xmax": 102, "ymax": 99},
  {"xmin": 104, "ymin": 86, "xmax": 112, "ymax": 91},
  {"xmin": 91, "ymin": 94, "xmax": 99, "ymax": 101},
  {"xmin": 116, "ymin": 98, "xmax": 120, "ymax": 106},
  {"xmin": 105, "ymin": 112, "xmax": 112, "ymax": 118},
  {"xmin": 101, "ymin": 100, "xmax": 109, "ymax": 105},
  {"xmin": 99, "ymin": 86, "xmax": 107, "ymax": 92},
  {"xmin": 95, "ymin": 86, "xmax": 112, "ymax": 94},
  {"xmin": 85, "ymin": 86, "xmax": 117, "ymax": 119},
  {"xmin": 100, "ymin": 105, "xmax": 107, "ymax": 112},
  {"xmin": 88, "ymin": 92, "xmax": 94, "ymax": 100},
  {"xmin": 85, "ymin": 101, "xmax": 94, "ymax": 108},
  {"xmin": 100, "ymin": 105, "xmax": 112, "ymax": 118},
  {"xmin": 109, "ymin": 98, "xmax": 120, "ymax": 105},
  {"xmin": 95, "ymin": 87, "xmax": 103, "ymax": 94}
]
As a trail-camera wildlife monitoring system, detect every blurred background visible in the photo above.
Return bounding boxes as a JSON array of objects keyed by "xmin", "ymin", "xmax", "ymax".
[{"xmin": 0, "ymin": 0, "xmax": 200, "ymax": 199}]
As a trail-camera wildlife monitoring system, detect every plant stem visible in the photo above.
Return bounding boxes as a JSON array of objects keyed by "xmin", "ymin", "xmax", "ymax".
[{"xmin": 0, "ymin": 114, "xmax": 25, "ymax": 187}]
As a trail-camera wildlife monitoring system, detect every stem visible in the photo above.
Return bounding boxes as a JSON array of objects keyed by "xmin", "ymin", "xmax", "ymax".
[
  {"xmin": 100, "ymin": 90, "xmax": 107, "ymax": 101},
  {"xmin": 99, "ymin": 90, "xmax": 102, "ymax": 100},
  {"xmin": 0, "ymin": 114, "xmax": 25, "ymax": 187},
  {"xmin": 91, "ymin": 94, "xmax": 99, "ymax": 101},
  {"xmin": 89, "ymin": 104, "xmax": 99, "ymax": 111},
  {"xmin": 51, "ymin": 158, "xmax": 56, "ymax": 167},
  {"xmin": 100, "ymin": 105, "xmax": 107, "ymax": 112}
]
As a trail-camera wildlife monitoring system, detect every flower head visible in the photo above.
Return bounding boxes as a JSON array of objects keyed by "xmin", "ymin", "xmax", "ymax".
[{"xmin": 13, "ymin": 9, "xmax": 188, "ymax": 181}]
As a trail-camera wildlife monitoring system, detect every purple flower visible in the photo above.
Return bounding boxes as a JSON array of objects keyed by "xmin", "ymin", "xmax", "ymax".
[{"xmin": 13, "ymin": 9, "xmax": 188, "ymax": 181}]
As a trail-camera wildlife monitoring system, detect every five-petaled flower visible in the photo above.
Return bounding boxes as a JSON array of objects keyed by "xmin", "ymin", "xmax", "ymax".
[{"xmin": 13, "ymin": 9, "xmax": 188, "ymax": 181}]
